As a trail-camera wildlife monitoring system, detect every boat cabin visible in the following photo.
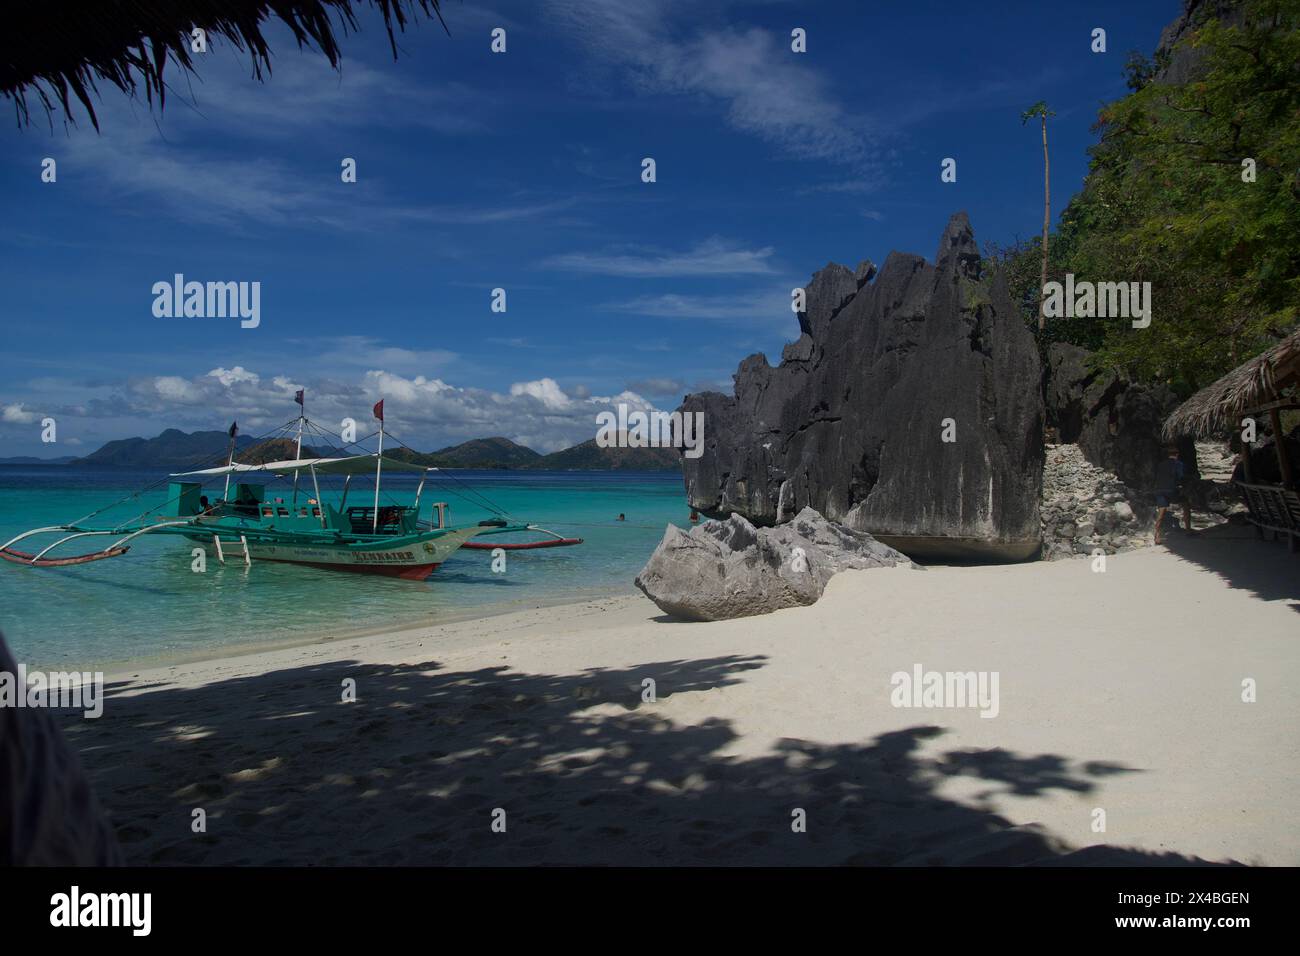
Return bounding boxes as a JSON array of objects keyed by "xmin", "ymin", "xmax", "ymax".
[{"xmin": 168, "ymin": 479, "xmax": 449, "ymax": 538}]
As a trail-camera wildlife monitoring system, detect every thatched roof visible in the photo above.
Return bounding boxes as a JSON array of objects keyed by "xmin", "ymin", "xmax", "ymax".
[
  {"xmin": 1163, "ymin": 327, "xmax": 1300, "ymax": 438},
  {"xmin": 1, "ymin": 0, "xmax": 446, "ymax": 131}
]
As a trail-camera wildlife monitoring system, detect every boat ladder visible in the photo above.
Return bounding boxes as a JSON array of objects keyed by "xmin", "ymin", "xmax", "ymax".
[{"xmin": 213, "ymin": 533, "xmax": 252, "ymax": 567}]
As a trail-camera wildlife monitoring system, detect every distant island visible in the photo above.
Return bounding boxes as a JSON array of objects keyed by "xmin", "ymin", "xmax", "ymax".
[{"xmin": 11, "ymin": 428, "xmax": 682, "ymax": 472}]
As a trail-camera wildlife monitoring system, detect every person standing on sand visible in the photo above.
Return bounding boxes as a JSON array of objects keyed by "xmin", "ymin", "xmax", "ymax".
[{"xmin": 1153, "ymin": 445, "xmax": 1192, "ymax": 545}]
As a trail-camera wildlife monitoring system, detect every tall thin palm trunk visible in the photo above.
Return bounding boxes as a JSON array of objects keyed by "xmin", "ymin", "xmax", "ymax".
[{"xmin": 1038, "ymin": 115, "xmax": 1050, "ymax": 333}]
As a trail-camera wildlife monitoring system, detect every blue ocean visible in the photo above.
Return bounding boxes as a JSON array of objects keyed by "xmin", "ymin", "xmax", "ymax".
[{"xmin": 0, "ymin": 466, "xmax": 687, "ymax": 668}]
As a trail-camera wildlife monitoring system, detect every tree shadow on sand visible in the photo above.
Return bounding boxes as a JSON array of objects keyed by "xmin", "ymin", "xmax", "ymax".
[{"xmin": 61, "ymin": 654, "xmax": 1236, "ymax": 866}]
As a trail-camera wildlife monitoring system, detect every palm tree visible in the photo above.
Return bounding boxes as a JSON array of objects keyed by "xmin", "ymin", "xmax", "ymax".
[
  {"xmin": 1, "ymin": 0, "xmax": 448, "ymax": 131},
  {"xmin": 1021, "ymin": 101, "xmax": 1056, "ymax": 334}
]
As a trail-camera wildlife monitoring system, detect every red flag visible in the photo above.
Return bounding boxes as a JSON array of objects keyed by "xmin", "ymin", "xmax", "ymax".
[
  {"xmin": 373, "ymin": 399, "xmax": 384, "ymax": 422},
  {"xmin": 294, "ymin": 389, "xmax": 304, "ymax": 406}
]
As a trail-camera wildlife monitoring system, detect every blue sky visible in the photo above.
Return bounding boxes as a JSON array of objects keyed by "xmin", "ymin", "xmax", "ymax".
[{"xmin": 0, "ymin": 0, "xmax": 1178, "ymax": 456}]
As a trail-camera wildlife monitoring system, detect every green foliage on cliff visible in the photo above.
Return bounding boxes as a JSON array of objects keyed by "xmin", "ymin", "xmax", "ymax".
[{"xmin": 997, "ymin": 0, "xmax": 1300, "ymax": 393}]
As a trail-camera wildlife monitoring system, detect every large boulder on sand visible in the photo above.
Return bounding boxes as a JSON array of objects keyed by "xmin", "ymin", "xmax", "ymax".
[
  {"xmin": 679, "ymin": 213, "xmax": 1044, "ymax": 562},
  {"xmin": 634, "ymin": 507, "xmax": 911, "ymax": 621}
]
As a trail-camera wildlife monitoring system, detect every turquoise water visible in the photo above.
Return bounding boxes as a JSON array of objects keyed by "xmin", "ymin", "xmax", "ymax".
[{"xmin": 0, "ymin": 466, "xmax": 686, "ymax": 668}]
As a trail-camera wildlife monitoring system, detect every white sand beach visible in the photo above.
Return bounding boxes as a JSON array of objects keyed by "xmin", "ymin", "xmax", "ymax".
[{"xmin": 67, "ymin": 526, "xmax": 1299, "ymax": 866}]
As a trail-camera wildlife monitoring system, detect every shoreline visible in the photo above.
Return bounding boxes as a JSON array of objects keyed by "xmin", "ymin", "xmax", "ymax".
[
  {"xmin": 102, "ymin": 590, "xmax": 650, "ymax": 688},
  {"xmin": 94, "ymin": 585, "xmax": 642, "ymax": 677}
]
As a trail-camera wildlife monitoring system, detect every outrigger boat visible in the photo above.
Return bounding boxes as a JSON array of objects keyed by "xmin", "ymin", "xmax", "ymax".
[{"xmin": 0, "ymin": 399, "xmax": 581, "ymax": 581}]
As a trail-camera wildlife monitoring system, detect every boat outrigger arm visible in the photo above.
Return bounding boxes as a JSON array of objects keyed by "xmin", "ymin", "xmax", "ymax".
[
  {"xmin": 0, "ymin": 521, "xmax": 194, "ymax": 567},
  {"xmin": 1, "ymin": 451, "xmax": 582, "ymax": 575}
]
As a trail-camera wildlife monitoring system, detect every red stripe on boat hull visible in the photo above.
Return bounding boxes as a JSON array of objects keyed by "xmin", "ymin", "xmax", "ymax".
[
  {"xmin": 0, "ymin": 545, "xmax": 131, "ymax": 567},
  {"xmin": 460, "ymin": 538, "xmax": 583, "ymax": 550},
  {"xmin": 253, "ymin": 556, "xmax": 441, "ymax": 581}
]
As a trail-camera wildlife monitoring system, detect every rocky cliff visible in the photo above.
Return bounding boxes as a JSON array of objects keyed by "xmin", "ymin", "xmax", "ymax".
[
  {"xmin": 679, "ymin": 213, "xmax": 1045, "ymax": 561},
  {"xmin": 1044, "ymin": 343, "xmax": 1200, "ymax": 490}
]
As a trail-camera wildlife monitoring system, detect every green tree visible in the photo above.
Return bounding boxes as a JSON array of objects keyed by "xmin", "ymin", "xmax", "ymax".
[{"xmin": 1059, "ymin": 0, "xmax": 1300, "ymax": 391}]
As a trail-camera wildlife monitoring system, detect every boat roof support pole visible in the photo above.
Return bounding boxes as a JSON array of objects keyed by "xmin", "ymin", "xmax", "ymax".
[
  {"xmin": 222, "ymin": 428, "xmax": 237, "ymax": 501},
  {"xmin": 309, "ymin": 463, "xmax": 324, "ymax": 527},
  {"xmin": 292, "ymin": 411, "xmax": 305, "ymax": 508},
  {"xmin": 414, "ymin": 471, "xmax": 428, "ymax": 515}
]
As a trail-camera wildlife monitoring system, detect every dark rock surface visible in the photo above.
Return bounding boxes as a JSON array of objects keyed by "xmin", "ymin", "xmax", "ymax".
[
  {"xmin": 634, "ymin": 507, "xmax": 911, "ymax": 621},
  {"xmin": 1153, "ymin": 0, "xmax": 1244, "ymax": 86},
  {"xmin": 1040, "ymin": 443, "xmax": 1153, "ymax": 561},
  {"xmin": 679, "ymin": 213, "xmax": 1045, "ymax": 561},
  {"xmin": 1045, "ymin": 343, "xmax": 1198, "ymax": 490},
  {"xmin": 1234, "ymin": 427, "xmax": 1300, "ymax": 486}
]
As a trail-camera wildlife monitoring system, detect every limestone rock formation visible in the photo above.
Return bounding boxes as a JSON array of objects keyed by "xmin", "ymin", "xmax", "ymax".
[
  {"xmin": 1039, "ymin": 443, "xmax": 1153, "ymax": 560},
  {"xmin": 1045, "ymin": 343, "xmax": 1198, "ymax": 490},
  {"xmin": 679, "ymin": 213, "xmax": 1044, "ymax": 561},
  {"xmin": 634, "ymin": 507, "xmax": 911, "ymax": 621}
]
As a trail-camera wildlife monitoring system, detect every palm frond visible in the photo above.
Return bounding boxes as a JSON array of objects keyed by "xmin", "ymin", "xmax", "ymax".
[{"xmin": 1, "ymin": 0, "xmax": 448, "ymax": 131}]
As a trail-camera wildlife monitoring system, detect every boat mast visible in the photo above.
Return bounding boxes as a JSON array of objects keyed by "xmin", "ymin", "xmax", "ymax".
[
  {"xmin": 292, "ymin": 389, "xmax": 305, "ymax": 508},
  {"xmin": 372, "ymin": 399, "xmax": 385, "ymax": 534},
  {"xmin": 222, "ymin": 421, "xmax": 238, "ymax": 502}
]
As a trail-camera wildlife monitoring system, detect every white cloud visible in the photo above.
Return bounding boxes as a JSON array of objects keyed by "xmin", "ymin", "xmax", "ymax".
[
  {"xmin": 43, "ymin": 46, "xmax": 568, "ymax": 232},
  {"xmin": 627, "ymin": 377, "xmax": 684, "ymax": 396},
  {"xmin": 93, "ymin": 364, "xmax": 687, "ymax": 454},
  {"xmin": 312, "ymin": 337, "xmax": 459, "ymax": 375},
  {"xmin": 800, "ymin": 180, "xmax": 881, "ymax": 196},
  {"xmin": 208, "ymin": 367, "xmax": 260, "ymax": 387},
  {"xmin": 1, "ymin": 359, "xmax": 696, "ymax": 455},
  {"xmin": 152, "ymin": 376, "xmax": 202, "ymax": 403},
  {"xmin": 364, "ymin": 370, "xmax": 458, "ymax": 406},
  {"xmin": 543, "ymin": 237, "xmax": 774, "ymax": 277},
  {"xmin": 181, "ymin": 59, "xmax": 491, "ymax": 137},
  {"xmin": 603, "ymin": 283, "xmax": 796, "ymax": 330},
  {"xmin": 2, "ymin": 403, "xmax": 39, "ymax": 424},
  {"xmin": 509, "ymin": 377, "xmax": 572, "ymax": 411},
  {"xmin": 547, "ymin": 0, "xmax": 873, "ymax": 165},
  {"xmin": 389, "ymin": 198, "xmax": 580, "ymax": 226}
]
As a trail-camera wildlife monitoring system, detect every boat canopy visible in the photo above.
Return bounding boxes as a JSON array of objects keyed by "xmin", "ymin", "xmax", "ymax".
[{"xmin": 171, "ymin": 454, "xmax": 435, "ymax": 477}]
